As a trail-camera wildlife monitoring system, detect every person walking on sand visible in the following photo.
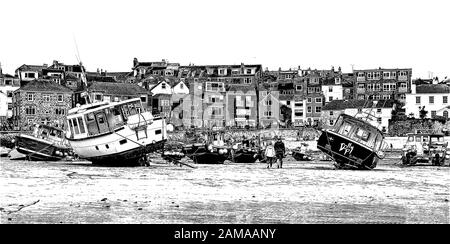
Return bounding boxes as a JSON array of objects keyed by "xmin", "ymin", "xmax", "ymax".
[
  {"xmin": 274, "ymin": 136, "xmax": 286, "ymax": 168},
  {"xmin": 265, "ymin": 141, "xmax": 276, "ymax": 168}
]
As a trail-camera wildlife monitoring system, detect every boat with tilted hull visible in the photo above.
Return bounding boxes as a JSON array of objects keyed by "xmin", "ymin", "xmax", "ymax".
[
  {"xmin": 182, "ymin": 130, "xmax": 230, "ymax": 164},
  {"xmin": 14, "ymin": 124, "xmax": 72, "ymax": 161},
  {"xmin": 65, "ymin": 98, "xmax": 166, "ymax": 165},
  {"xmin": 317, "ymin": 111, "xmax": 387, "ymax": 170}
]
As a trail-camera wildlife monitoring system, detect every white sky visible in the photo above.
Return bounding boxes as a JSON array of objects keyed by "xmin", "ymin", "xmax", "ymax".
[{"xmin": 0, "ymin": 0, "xmax": 448, "ymax": 79}]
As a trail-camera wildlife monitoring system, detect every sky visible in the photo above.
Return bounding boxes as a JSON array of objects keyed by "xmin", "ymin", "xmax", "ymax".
[{"xmin": 0, "ymin": 0, "xmax": 448, "ymax": 79}]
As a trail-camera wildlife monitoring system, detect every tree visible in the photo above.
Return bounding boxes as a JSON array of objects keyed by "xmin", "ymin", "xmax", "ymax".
[{"xmin": 419, "ymin": 106, "xmax": 428, "ymax": 120}]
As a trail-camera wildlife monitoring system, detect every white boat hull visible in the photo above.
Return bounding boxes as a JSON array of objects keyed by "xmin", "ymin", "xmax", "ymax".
[{"xmin": 67, "ymin": 118, "xmax": 166, "ymax": 164}]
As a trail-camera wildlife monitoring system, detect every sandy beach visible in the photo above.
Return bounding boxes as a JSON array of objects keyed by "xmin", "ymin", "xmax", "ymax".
[{"xmin": 1, "ymin": 154, "xmax": 449, "ymax": 224}]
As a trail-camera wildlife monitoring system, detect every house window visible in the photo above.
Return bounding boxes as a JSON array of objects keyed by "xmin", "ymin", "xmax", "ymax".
[
  {"xmin": 307, "ymin": 97, "xmax": 312, "ymax": 103},
  {"xmin": 315, "ymin": 107, "xmax": 321, "ymax": 113},
  {"xmin": 246, "ymin": 69, "xmax": 252, "ymax": 74},
  {"xmin": 95, "ymin": 94, "xmax": 102, "ymax": 101},
  {"xmin": 377, "ymin": 108, "xmax": 382, "ymax": 113},
  {"xmin": 43, "ymin": 94, "xmax": 50, "ymax": 102},
  {"xmin": 431, "ymin": 111, "xmax": 437, "ymax": 118},
  {"xmin": 264, "ymin": 111, "xmax": 272, "ymax": 117},
  {"xmin": 244, "ymin": 78, "xmax": 252, "ymax": 84},
  {"xmin": 25, "ymin": 106, "xmax": 36, "ymax": 115},
  {"xmin": 25, "ymin": 73, "xmax": 36, "ymax": 78},
  {"xmin": 180, "ymin": 83, "xmax": 184, "ymax": 89},
  {"xmin": 328, "ymin": 87, "xmax": 333, "ymax": 92},
  {"xmin": 27, "ymin": 93, "xmax": 34, "ymax": 101},
  {"xmin": 294, "ymin": 110, "xmax": 303, "ymax": 117},
  {"xmin": 330, "ymin": 111, "xmax": 333, "ymax": 116},
  {"xmin": 358, "ymin": 83, "xmax": 365, "ymax": 89},
  {"xmin": 57, "ymin": 94, "xmax": 64, "ymax": 102},
  {"xmin": 377, "ymin": 118, "xmax": 382, "ymax": 123},
  {"xmin": 162, "ymin": 83, "xmax": 166, "ymax": 89},
  {"xmin": 296, "ymin": 85, "xmax": 302, "ymax": 91},
  {"xmin": 55, "ymin": 108, "xmax": 65, "ymax": 115},
  {"xmin": 329, "ymin": 120, "xmax": 334, "ymax": 126},
  {"xmin": 443, "ymin": 96, "xmax": 448, "ymax": 104},
  {"xmin": 307, "ymin": 106, "xmax": 312, "ymax": 113},
  {"xmin": 140, "ymin": 96, "xmax": 147, "ymax": 103},
  {"xmin": 444, "ymin": 111, "xmax": 449, "ymax": 118},
  {"xmin": 315, "ymin": 97, "xmax": 322, "ymax": 103},
  {"xmin": 416, "ymin": 96, "xmax": 421, "ymax": 104},
  {"xmin": 383, "ymin": 72, "xmax": 390, "ymax": 79},
  {"xmin": 329, "ymin": 96, "xmax": 333, "ymax": 102},
  {"xmin": 429, "ymin": 96, "xmax": 434, "ymax": 104},
  {"xmin": 265, "ymin": 100, "xmax": 272, "ymax": 106},
  {"xmin": 315, "ymin": 87, "xmax": 321, "ymax": 93},
  {"xmin": 400, "ymin": 83, "xmax": 407, "ymax": 88}
]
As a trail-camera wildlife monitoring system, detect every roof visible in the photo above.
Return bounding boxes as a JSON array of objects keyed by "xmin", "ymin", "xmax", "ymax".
[
  {"xmin": 87, "ymin": 82, "xmax": 148, "ymax": 96},
  {"xmin": 226, "ymin": 84, "xmax": 256, "ymax": 93},
  {"xmin": 323, "ymin": 99, "xmax": 395, "ymax": 110},
  {"xmin": 16, "ymin": 79, "xmax": 73, "ymax": 93},
  {"xmin": 415, "ymin": 84, "xmax": 450, "ymax": 94},
  {"xmin": 16, "ymin": 64, "xmax": 47, "ymax": 72}
]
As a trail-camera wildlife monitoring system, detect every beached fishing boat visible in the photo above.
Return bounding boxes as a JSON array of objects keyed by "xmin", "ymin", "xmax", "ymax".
[
  {"xmin": 14, "ymin": 124, "xmax": 72, "ymax": 161},
  {"xmin": 65, "ymin": 98, "xmax": 166, "ymax": 165},
  {"xmin": 182, "ymin": 130, "xmax": 230, "ymax": 164},
  {"xmin": 291, "ymin": 143, "xmax": 313, "ymax": 161},
  {"xmin": 317, "ymin": 111, "xmax": 387, "ymax": 170}
]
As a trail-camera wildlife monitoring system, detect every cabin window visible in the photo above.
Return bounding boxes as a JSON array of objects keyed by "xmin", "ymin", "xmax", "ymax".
[
  {"xmin": 72, "ymin": 118, "xmax": 80, "ymax": 134},
  {"xmin": 86, "ymin": 113, "xmax": 100, "ymax": 135},
  {"xmin": 354, "ymin": 128, "xmax": 370, "ymax": 141},
  {"xmin": 338, "ymin": 122, "xmax": 353, "ymax": 137},
  {"xmin": 408, "ymin": 136, "xmax": 414, "ymax": 142},
  {"xmin": 415, "ymin": 136, "xmax": 421, "ymax": 142},
  {"xmin": 96, "ymin": 113, "xmax": 110, "ymax": 134},
  {"xmin": 77, "ymin": 117, "xmax": 86, "ymax": 134}
]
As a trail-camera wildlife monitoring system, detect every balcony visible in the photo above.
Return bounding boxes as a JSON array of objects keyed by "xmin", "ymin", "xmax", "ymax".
[
  {"xmin": 356, "ymin": 77, "xmax": 366, "ymax": 82},
  {"xmin": 356, "ymin": 88, "xmax": 366, "ymax": 93}
]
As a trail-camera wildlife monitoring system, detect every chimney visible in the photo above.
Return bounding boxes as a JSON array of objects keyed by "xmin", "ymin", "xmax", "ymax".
[
  {"xmin": 43, "ymin": 63, "xmax": 48, "ymax": 68},
  {"xmin": 53, "ymin": 60, "xmax": 58, "ymax": 66},
  {"xmin": 97, "ymin": 68, "xmax": 100, "ymax": 73}
]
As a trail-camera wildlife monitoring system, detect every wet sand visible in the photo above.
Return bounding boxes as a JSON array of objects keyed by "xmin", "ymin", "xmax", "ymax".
[{"xmin": 1, "ymin": 156, "xmax": 449, "ymax": 224}]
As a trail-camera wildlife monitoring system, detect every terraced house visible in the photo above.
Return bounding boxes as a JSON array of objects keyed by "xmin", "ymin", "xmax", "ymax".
[
  {"xmin": 405, "ymin": 82, "xmax": 450, "ymax": 119},
  {"xmin": 0, "ymin": 71, "xmax": 20, "ymax": 125},
  {"xmin": 12, "ymin": 79, "xmax": 73, "ymax": 130},
  {"xmin": 354, "ymin": 68, "xmax": 412, "ymax": 103}
]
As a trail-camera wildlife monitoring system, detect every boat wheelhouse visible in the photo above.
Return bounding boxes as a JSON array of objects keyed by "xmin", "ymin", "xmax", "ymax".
[
  {"xmin": 65, "ymin": 98, "xmax": 166, "ymax": 165},
  {"xmin": 15, "ymin": 124, "xmax": 72, "ymax": 161},
  {"xmin": 317, "ymin": 113, "xmax": 386, "ymax": 169}
]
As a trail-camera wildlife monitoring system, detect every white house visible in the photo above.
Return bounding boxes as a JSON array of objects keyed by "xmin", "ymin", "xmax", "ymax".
[
  {"xmin": 149, "ymin": 80, "xmax": 172, "ymax": 96},
  {"xmin": 322, "ymin": 99, "xmax": 396, "ymax": 133},
  {"xmin": 171, "ymin": 80, "xmax": 189, "ymax": 94},
  {"xmin": 15, "ymin": 64, "xmax": 47, "ymax": 82},
  {"xmin": 0, "ymin": 74, "xmax": 20, "ymax": 119},
  {"xmin": 322, "ymin": 77, "xmax": 343, "ymax": 103},
  {"xmin": 0, "ymin": 91, "xmax": 7, "ymax": 119},
  {"xmin": 405, "ymin": 83, "xmax": 450, "ymax": 119}
]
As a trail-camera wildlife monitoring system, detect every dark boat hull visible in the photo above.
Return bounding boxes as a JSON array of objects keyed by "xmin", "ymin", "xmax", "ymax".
[
  {"xmin": 182, "ymin": 144, "xmax": 229, "ymax": 164},
  {"xmin": 232, "ymin": 149, "xmax": 259, "ymax": 163},
  {"xmin": 292, "ymin": 150, "xmax": 313, "ymax": 161},
  {"xmin": 15, "ymin": 134, "xmax": 70, "ymax": 161},
  {"xmin": 87, "ymin": 140, "xmax": 166, "ymax": 166},
  {"xmin": 317, "ymin": 130, "xmax": 379, "ymax": 169}
]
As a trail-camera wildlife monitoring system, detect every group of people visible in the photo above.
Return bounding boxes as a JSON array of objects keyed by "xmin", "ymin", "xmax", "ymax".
[{"xmin": 264, "ymin": 136, "xmax": 286, "ymax": 169}]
